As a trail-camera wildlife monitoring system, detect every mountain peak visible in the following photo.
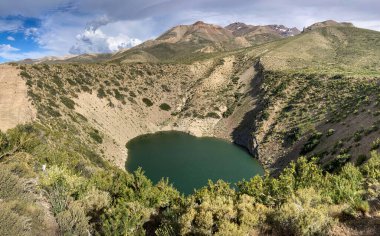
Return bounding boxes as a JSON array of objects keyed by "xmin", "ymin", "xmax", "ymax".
[
  {"xmin": 303, "ymin": 20, "xmax": 354, "ymax": 32},
  {"xmin": 193, "ymin": 21, "xmax": 206, "ymax": 26}
]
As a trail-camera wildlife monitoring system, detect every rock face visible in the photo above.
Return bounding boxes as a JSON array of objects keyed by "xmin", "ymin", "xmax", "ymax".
[{"xmin": 0, "ymin": 65, "xmax": 36, "ymax": 131}]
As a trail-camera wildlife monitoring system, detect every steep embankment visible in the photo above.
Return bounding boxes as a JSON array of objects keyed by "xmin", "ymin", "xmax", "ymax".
[{"xmin": 0, "ymin": 65, "xmax": 36, "ymax": 131}]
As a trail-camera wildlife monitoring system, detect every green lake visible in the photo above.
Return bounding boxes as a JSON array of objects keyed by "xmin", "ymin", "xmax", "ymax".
[{"xmin": 125, "ymin": 131, "xmax": 264, "ymax": 194}]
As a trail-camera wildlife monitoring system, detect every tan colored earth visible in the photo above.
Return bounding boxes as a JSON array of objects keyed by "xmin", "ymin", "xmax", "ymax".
[{"xmin": 0, "ymin": 65, "xmax": 36, "ymax": 132}]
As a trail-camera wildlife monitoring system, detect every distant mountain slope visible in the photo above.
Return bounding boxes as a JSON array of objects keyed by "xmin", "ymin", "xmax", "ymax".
[
  {"xmin": 109, "ymin": 21, "xmax": 299, "ymax": 63},
  {"xmin": 261, "ymin": 24, "xmax": 380, "ymax": 75},
  {"xmin": 303, "ymin": 20, "xmax": 354, "ymax": 32}
]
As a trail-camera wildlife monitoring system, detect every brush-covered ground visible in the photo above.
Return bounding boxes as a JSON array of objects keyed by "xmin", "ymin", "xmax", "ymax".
[
  {"xmin": 1, "ymin": 123, "xmax": 379, "ymax": 235},
  {"xmin": 1, "ymin": 24, "xmax": 380, "ymax": 235}
]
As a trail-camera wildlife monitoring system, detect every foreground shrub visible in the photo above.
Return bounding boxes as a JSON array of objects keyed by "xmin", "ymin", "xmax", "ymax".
[
  {"xmin": 0, "ymin": 203, "xmax": 32, "ymax": 236},
  {"xmin": 56, "ymin": 202, "xmax": 90, "ymax": 236},
  {"xmin": 179, "ymin": 181, "xmax": 237, "ymax": 235},
  {"xmin": 271, "ymin": 188, "xmax": 334, "ymax": 236}
]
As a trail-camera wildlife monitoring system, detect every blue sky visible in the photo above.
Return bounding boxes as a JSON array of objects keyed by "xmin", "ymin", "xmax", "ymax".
[{"xmin": 0, "ymin": 0, "xmax": 379, "ymax": 62}]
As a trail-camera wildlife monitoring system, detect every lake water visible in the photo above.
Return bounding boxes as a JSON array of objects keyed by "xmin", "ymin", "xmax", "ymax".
[{"xmin": 125, "ymin": 131, "xmax": 264, "ymax": 194}]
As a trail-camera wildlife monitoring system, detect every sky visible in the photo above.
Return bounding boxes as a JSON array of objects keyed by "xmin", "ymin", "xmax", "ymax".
[{"xmin": 0, "ymin": 0, "xmax": 379, "ymax": 62}]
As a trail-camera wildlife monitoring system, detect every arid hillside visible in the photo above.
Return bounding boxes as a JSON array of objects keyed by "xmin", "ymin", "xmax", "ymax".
[
  {"xmin": 0, "ymin": 65, "xmax": 36, "ymax": 131},
  {"xmin": 1, "ymin": 20, "xmax": 380, "ymax": 236},
  {"xmin": 7, "ymin": 23, "xmax": 378, "ymax": 172}
]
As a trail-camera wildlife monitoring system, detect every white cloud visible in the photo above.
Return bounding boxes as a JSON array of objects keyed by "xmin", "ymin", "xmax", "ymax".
[
  {"xmin": 24, "ymin": 27, "xmax": 39, "ymax": 38},
  {"xmin": 0, "ymin": 44, "xmax": 57, "ymax": 61},
  {"xmin": 0, "ymin": 44, "xmax": 22, "ymax": 60},
  {"xmin": 6, "ymin": 36, "xmax": 15, "ymax": 41},
  {"xmin": 69, "ymin": 26, "xmax": 141, "ymax": 54},
  {"xmin": 0, "ymin": 44, "xmax": 19, "ymax": 52},
  {"xmin": 353, "ymin": 20, "xmax": 380, "ymax": 32},
  {"xmin": 0, "ymin": 19, "xmax": 23, "ymax": 32}
]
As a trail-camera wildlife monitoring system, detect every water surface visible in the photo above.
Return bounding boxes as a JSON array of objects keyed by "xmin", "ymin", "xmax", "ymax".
[{"xmin": 126, "ymin": 131, "xmax": 263, "ymax": 194}]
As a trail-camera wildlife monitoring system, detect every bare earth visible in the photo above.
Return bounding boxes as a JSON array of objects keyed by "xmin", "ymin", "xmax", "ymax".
[{"xmin": 0, "ymin": 65, "xmax": 36, "ymax": 131}]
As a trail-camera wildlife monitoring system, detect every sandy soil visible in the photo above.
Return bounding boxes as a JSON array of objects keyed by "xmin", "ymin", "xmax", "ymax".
[{"xmin": 0, "ymin": 65, "xmax": 36, "ymax": 131}]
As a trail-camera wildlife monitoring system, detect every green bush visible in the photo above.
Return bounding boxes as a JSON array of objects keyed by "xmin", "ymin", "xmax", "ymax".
[
  {"xmin": 20, "ymin": 71, "xmax": 31, "ymax": 79},
  {"xmin": 284, "ymin": 127, "xmax": 301, "ymax": 145},
  {"xmin": 60, "ymin": 96, "xmax": 75, "ymax": 109},
  {"xmin": 206, "ymin": 112, "xmax": 220, "ymax": 119},
  {"xmin": 89, "ymin": 130, "xmax": 103, "ymax": 144},
  {"xmin": 142, "ymin": 98, "xmax": 154, "ymax": 107},
  {"xmin": 271, "ymin": 188, "xmax": 334, "ymax": 236},
  {"xmin": 56, "ymin": 202, "xmax": 89, "ymax": 236},
  {"xmin": 327, "ymin": 129, "xmax": 335, "ymax": 136},
  {"xmin": 371, "ymin": 138, "xmax": 380, "ymax": 150},
  {"xmin": 301, "ymin": 132, "xmax": 323, "ymax": 154},
  {"xmin": 113, "ymin": 89, "xmax": 124, "ymax": 101},
  {"xmin": 97, "ymin": 88, "xmax": 106, "ymax": 98},
  {"xmin": 159, "ymin": 103, "xmax": 171, "ymax": 111},
  {"xmin": 0, "ymin": 203, "xmax": 32, "ymax": 236}
]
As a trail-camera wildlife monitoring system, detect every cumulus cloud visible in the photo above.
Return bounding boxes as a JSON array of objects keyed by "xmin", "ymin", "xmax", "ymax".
[
  {"xmin": 0, "ymin": 44, "xmax": 19, "ymax": 52},
  {"xmin": 0, "ymin": 19, "xmax": 23, "ymax": 32},
  {"xmin": 69, "ymin": 26, "xmax": 141, "ymax": 54},
  {"xmin": 6, "ymin": 36, "xmax": 15, "ymax": 41},
  {"xmin": 0, "ymin": 44, "xmax": 20, "ymax": 60}
]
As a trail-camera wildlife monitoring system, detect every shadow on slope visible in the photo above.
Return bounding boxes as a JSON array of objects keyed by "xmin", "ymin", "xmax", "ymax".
[{"xmin": 231, "ymin": 60, "xmax": 264, "ymax": 158}]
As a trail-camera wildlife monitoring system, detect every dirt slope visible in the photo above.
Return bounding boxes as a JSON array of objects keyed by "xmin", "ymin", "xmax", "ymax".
[{"xmin": 0, "ymin": 65, "xmax": 36, "ymax": 131}]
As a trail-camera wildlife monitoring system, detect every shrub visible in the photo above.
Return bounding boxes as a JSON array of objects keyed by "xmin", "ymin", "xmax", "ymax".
[
  {"xmin": 371, "ymin": 138, "xmax": 380, "ymax": 150},
  {"xmin": 52, "ymin": 75, "xmax": 64, "ymax": 87},
  {"xmin": 142, "ymin": 98, "xmax": 153, "ymax": 107},
  {"xmin": 0, "ymin": 169, "xmax": 25, "ymax": 200},
  {"xmin": 60, "ymin": 96, "xmax": 75, "ymax": 109},
  {"xmin": 327, "ymin": 164, "xmax": 364, "ymax": 204},
  {"xmin": 0, "ymin": 203, "xmax": 32, "ymax": 236},
  {"xmin": 113, "ymin": 89, "xmax": 124, "ymax": 101},
  {"xmin": 129, "ymin": 91, "xmax": 137, "ymax": 97},
  {"xmin": 284, "ymin": 127, "xmax": 301, "ymax": 145},
  {"xmin": 222, "ymin": 106, "xmax": 235, "ymax": 118},
  {"xmin": 327, "ymin": 129, "xmax": 335, "ymax": 136},
  {"xmin": 20, "ymin": 71, "xmax": 31, "ymax": 79},
  {"xmin": 271, "ymin": 188, "xmax": 334, "ymax": 236},
  {"xmin": 89, "ymin": 130, "xmax": 103, "ymax": 144},
  {"xmin": 301, "ymin": 132, "xmax": 323, "ymax": 154},
  {"xmin": 232, "ymin": 76, "xmax": 239, "ymax": 84},
  {"xmin": 206, "ymin": 112, "xmax": 220, "ymax": 119},
  {"xmin": 159, "ymin": 103, "xmax": 171, "ymax": 111},
  {"xmin": 97, "ymin": 88, "xmax": 106, "ymax": 98},
  {"xmin": 161, "ymin": 84, "xmax": 171, "ymax": 92},
  {"xmin": 324, "ymin": 154, "xmax": 351, "ymax": 172},
  {"xmin": 356, "ymin": 154, "xmax": 367, "ymax": 166},
  {"xmin": 56, "ymin": 202, "xmax": 89, "ymax": 236}
]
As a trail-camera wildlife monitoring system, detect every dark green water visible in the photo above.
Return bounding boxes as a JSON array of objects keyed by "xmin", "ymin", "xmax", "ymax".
[{"xmin": 126, "ymin": 131, "xmax": 264, "ymax": 194}]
